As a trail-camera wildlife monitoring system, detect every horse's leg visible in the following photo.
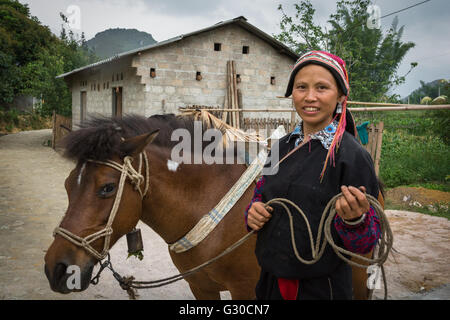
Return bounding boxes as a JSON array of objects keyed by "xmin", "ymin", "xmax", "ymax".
[
  {"xmin": 227, "ymin": 279, "xmax": 257, "ymax": 300},
  {"xmin": 184, "ymin": 271, "xmax": 224, "ymax": 300},
  {"xmin": 352, "ymin": 191, "xmax": 384, "ymax": 299},
  {"xmin": 188, "ymin": 283, "xmax": 221, "ymax": 300},
  {"xmin": 351, "ymin": 249, "xmax": 374, "ymax": 300}
]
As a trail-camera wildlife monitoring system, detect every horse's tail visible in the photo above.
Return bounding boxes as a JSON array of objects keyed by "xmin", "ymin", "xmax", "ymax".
[{"xmin": 377, "ymin": 177, "xmax": 385, "ymax": 198}]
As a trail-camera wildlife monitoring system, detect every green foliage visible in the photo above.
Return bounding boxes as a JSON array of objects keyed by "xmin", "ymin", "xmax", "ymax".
[
  {"xmin": 0, "ymin": 108, "xmax": 51, "ymax": 132},
  {"xmin": 1, "ymin": 108, "xmax": 19, "ymax": 126},
  {"xmin": 380, "ymin": 131, "xmax": 448, "ymax": 187},
  {"xmin": 0, "ymin": 0, "xmax": 100, "ymax": 116},
  {"xmin": 353, "ymin": 110, "xmax": 450, "ymax": 188},
  {"xmin": 274, "ymin": 0, "xmax": 416, "ymax": 102},
  {"xmin": 127, "ymin": 250, "xmax": 144, "ymax": 261},
  {"xmin": 407, "ymin": 79, "xmax": 449, "ymax": 104}
]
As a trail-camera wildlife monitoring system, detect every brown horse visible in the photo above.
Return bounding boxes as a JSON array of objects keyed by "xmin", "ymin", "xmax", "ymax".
[{"xmin": 44, "ymin": 113, "xmax": 377, "ymax": 299}]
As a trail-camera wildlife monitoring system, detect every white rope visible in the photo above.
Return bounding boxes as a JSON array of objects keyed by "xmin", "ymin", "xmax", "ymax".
[{"xmin": 53, "ymin": 153, "xmax": 149, "ymax": 260}]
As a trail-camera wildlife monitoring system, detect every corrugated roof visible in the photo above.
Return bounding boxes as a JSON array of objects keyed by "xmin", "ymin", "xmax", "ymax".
[{"xmin": 56, "ymin": 16, "xmax": 299, "ymax": 79}]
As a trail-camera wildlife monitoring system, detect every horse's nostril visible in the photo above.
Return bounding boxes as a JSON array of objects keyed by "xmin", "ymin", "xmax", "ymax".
[{"xmin": 54, "ymin": 262, "xmax": 68, "ymax": 281}]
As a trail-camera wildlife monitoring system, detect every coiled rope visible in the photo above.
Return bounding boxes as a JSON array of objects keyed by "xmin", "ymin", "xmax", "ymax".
[{"xmin": 93, "ymin": 193, "xmax": 393, "ymax": 300}]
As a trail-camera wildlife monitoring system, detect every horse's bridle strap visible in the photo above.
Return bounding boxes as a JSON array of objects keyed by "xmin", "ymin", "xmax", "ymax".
[{"xmin": 53, "ymin": 152, "xmax": 149, "ymax": 260}]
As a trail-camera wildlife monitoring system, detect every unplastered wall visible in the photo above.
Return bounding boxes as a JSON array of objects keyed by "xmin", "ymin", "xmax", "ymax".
[
  {"xmin": 133, "ymin": 24, "xmax": 296, "ymax": 118},
  {"xmin": 70, "ymin": 56, "xmax": 145, "ymax": 126}
]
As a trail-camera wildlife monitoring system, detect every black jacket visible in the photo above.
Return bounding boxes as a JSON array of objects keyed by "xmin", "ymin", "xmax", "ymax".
[{"xmin": 255, "ymin": 131, "xmax": 379, "ymax": 299}]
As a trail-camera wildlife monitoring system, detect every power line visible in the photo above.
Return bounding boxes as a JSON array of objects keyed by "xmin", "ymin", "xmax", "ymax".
[
  {"xmin": 380, "ymin": 0, "xmax": 432, "ymax": 20},
  {"xmin": 327, "ymin": 0, "xmax": 434, "ymax": 47}
]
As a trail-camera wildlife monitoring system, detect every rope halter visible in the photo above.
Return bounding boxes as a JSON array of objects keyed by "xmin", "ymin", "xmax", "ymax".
[{"xmin": 53, "ymin": 152, "xmax": 150, "ymax": 260}]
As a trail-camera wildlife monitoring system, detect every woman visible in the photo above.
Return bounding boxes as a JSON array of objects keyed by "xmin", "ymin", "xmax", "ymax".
[{"xmin": 245, "ymin": 51, "xmax": 381, "ymax": 300}]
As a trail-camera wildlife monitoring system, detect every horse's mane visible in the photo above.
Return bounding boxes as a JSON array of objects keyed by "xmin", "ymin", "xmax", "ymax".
[{"xmin": 62, "ymin": 111, "xmax": 261, "ymax": 162}]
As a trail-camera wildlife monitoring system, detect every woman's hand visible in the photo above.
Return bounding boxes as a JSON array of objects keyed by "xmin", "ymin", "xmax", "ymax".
[
  {"xmin": 335, "ymin": 186, "xmax": 370, "ymax": 221},
  {"xmin": 247, "ymin": 202, "xmax": 273, "ymax": 231}
]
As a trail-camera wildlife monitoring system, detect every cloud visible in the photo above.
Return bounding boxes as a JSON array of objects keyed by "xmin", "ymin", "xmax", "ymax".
[{"xmin": 19, "ymin": 0, "xmax": 449, "ymax": 97}]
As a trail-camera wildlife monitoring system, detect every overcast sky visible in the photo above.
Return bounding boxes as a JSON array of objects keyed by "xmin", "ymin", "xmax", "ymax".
[{"xmin": 19, "ymin": 0, "xmax": 450, "ymax": 98}]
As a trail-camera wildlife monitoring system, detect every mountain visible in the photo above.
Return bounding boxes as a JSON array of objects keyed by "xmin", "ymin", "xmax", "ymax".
[{"xmin": 86, "ymin": 28, "xmax": 157, "ymax": 59}]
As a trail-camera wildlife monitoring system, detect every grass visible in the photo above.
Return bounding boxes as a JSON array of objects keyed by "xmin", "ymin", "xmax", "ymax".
[
  {"xmin": 385, "ymin": 197, "xmax": 450, "ymax": 220},
  {"xmin": 354, "ymin": 109, "xmax": 450, "ymax": 219},
  {"xmin": 378, "ymin": 131, "xmax": 449, "ymax": 188},
  {"xmin": 405, "ymin": 182, "xmax": 450, "ymax": 193},
  {"xmin": 354, "ymin": 109, "xmax": 450, "ymax": 189}
]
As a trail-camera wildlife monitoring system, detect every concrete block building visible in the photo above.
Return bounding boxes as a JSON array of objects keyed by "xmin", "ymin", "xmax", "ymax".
[{"xmin": 57, "ymin": 16, "xmax": 299, "ymax": 126}]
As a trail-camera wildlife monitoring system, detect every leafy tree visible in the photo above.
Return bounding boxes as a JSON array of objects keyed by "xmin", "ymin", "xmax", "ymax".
[
  {"xmin": 274, "ymin": 0, "xmax": 417, "ymax": 102},
  {"xmin": 0, "ymin": 0, "xmax": 99, "ymax": 116}
]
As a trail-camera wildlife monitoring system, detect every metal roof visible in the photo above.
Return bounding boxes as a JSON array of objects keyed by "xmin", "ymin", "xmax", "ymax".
[{"xmin": 56, "ymin": 16, "xmax": 299, "ymax": 79}]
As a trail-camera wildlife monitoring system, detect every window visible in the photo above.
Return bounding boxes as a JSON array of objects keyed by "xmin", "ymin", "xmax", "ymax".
[
  {"xmin": 196, "ymin": 71, "xmax": 202, "ymax": 81},
  {"xmin": 236, "ymin": 74, "xmax": 241, "ymax": 83},
  {"xmin": 242, "ymin": 46, "xmax": 249, "ymax": 54},
  {"xmin": 116, "ymin": 74, "xmax": 119, "ymax": 81},
  {"xmin": 120, "ymin": 73, "xmax": 123, "ymax": 80},
  {"xmin": 270, "ymin": 76, "xmax": 276, "ymax": 85},
  {"xmin": 214, "ymin": 43, "xmax": 222, "ymax": 51},
  {"xmin": 150, "ymin": 68, "xmax": 156, "ymax": 78}
]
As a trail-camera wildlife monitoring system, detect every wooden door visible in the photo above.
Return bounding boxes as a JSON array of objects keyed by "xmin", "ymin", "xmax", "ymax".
[
  {"xmin": 112, "ymin": 87, "xmax": 123, "ymax": 118},
  {"xmin": 80, "ymin": 91, "xmax": 87, "ymax": 122}
]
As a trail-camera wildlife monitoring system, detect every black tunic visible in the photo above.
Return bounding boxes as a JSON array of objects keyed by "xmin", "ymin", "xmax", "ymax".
[{"xmin": 254, "ymin": 131, "xmax": 379, "ymax": 300}]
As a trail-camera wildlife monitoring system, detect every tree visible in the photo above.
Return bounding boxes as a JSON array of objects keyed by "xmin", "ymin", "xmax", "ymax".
[
  {"xmin": 0, "ymin": 0, "xmax": 99, "ymax": 116},
  {"xmin": 274, "ymin": 0, "xmax": 417, "ymax": 102}
]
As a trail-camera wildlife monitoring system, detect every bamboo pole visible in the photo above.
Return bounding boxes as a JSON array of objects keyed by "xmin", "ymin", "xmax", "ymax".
[
  {"xmin": 183, "ymin": 105, "xmax": 450, "ymax": 112},
  {"xmin": 232, "ymin": 61, "xmax": 240, "ymax": 129},
  {"xmin": 374, "ymin": 122, "xmax": 384, "ymax": 176}
]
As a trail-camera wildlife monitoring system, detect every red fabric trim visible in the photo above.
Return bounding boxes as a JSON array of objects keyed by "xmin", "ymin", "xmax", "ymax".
[{"xmin": 277, "ymin": 278, "xmax": 299, "ymax": 300}]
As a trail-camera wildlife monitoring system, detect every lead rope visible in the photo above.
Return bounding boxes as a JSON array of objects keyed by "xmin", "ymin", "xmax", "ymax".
[{"xmin": 93, "ymin": 193, "xmax": 392, "ymax": 300}]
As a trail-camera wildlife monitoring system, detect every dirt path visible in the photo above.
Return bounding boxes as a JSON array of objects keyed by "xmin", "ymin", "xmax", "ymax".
[
  {"xmin": 0, "ymin": 129, "xmax": 195, "ymax": 300},
  {"xmin": 0, "ymin": 129, "xmax": 449, "ymax": 300}
]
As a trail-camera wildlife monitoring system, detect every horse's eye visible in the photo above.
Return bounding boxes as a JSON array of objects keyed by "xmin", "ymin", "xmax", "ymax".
[{"xmin": 98, "ymin": 183, "xmax": 116, "ymax": 198}]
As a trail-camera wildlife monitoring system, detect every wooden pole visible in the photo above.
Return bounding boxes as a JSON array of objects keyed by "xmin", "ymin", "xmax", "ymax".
[
  {"xmin": 52, "ymin": 110, "xmax": 56, "ymax": 149},
  {"xmin": 183, "ymin": 105, "xmax": 450, "ymax": 113},
  {"xmin": 374, "ymin": 122, "xmax": 384, "ymax": 176},
  {"xmin": 231, "ymin": 61, "xmax": 239, "ymax": 129}
]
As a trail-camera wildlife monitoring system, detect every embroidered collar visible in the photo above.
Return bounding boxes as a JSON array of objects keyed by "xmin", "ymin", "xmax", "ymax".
[{"xmin": 287, "ymin": 119, "xmax": 338, "ymax": 150}]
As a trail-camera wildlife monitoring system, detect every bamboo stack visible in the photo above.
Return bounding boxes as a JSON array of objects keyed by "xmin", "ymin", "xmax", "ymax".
[{"xmin": 222, "ymin": 61, "xmax": 240, "ymax": 128}]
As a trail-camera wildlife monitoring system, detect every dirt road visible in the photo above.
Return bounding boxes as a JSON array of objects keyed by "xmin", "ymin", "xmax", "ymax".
[{"xmin": 0, "ymin": 129, "xmax": 448, "ymax": 300}]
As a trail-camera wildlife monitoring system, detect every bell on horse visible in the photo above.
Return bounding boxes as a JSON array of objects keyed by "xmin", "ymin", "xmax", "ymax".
[{"xmin": 126, "ymin": 228, "xmax": 144, "ymax": 254}]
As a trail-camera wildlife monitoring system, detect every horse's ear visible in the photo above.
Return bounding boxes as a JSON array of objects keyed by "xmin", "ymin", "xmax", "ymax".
[{"xmin": 120, "ymin": 129, "xmax": 159, "ymax": 157}]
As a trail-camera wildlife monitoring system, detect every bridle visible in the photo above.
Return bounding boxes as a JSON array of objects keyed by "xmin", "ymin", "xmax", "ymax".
[{"xmin": 53, "ymin": 152, "xmax": 149, "ymax": 260}]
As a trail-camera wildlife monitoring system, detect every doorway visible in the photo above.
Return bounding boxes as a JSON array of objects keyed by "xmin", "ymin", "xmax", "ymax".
[
  {"xmin": 112, "ymin": 87, "xmax": 123, "ymax": 118},
  {"xmin": 80, "ymin": 91, "xmax": 87, "ymax": 122}
]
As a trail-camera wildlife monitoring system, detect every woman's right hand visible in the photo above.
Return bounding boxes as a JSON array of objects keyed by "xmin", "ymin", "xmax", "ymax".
[{"xmin": 247, "ymin": 202, "xmax": 273, "ymax": 231}]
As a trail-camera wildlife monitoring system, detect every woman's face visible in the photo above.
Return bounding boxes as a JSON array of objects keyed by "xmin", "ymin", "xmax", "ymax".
[{"xmin": 292, "ymin": 64, "xmax": 344, "ymax": 135}]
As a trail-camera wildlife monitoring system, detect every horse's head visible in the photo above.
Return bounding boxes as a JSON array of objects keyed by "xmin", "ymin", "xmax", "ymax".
[{"xmin": 44, "ymin": 128, "xmax": 159, "ymax": 294}]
